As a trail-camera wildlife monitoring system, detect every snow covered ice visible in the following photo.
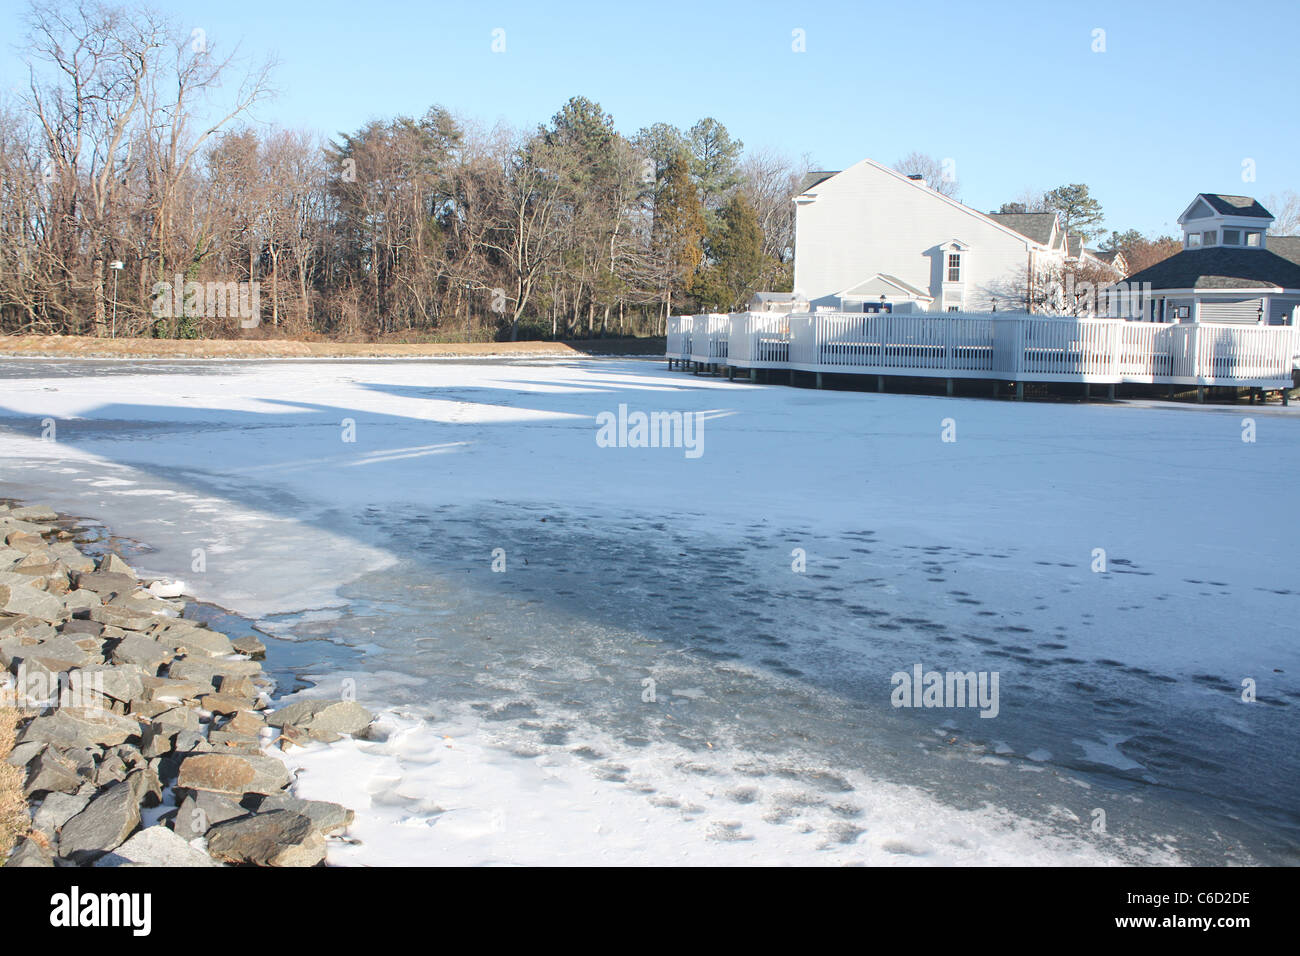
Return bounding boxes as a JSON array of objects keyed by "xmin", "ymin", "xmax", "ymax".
[{"xmin": 1, "ymin": 357, "xmax": 1296, "ymax": 865}]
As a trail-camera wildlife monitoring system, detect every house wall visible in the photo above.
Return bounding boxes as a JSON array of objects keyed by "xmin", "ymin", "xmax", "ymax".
[
  {"xmin": 1268, "ymin": 296, "xmax": 1300, "ymax": 325},
  {"xmin": 1200, "ymin": 297, "xmax": 1264, "ymax": 323},
  {"xmin": 793, "ymin": 159, "xmax": 1055, "ymax": 312}
]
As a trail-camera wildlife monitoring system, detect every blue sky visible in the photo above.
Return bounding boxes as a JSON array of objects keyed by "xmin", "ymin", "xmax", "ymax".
[{"xmin": 3, "ymin": 0, "xmax": 1297, "ymax": 237}]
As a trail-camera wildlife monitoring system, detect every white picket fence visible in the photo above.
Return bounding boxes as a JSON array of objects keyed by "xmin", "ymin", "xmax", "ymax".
[{"xmin": 666, "ymin": 312, "xmax": 1298, "ymax": 388}]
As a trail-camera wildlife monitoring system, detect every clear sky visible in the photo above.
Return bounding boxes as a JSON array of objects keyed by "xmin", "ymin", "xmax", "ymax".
[{"xmin": 3, "ymin": 0, "xmax": 1297, "ymax": 237}]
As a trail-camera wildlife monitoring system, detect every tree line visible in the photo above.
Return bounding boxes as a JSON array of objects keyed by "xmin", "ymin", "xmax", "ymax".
[{"xmin": 0, "ymin": 2, "xmax": 806, "ymax": 341}]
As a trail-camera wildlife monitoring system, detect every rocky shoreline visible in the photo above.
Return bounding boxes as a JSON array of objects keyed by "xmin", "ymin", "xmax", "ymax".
[{"xmin": 0, "ymin": 500, "xmax": 370, "ymax": 867}]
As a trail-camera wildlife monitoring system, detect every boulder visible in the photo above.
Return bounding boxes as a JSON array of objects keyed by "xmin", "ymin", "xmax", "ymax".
[
  {"xmin": 71, "ymin": 571, "xmax": 138, "ymax": 595},
  {"xmin": 98, "ymin": 554, "xmax": 136, "ymax": 576},
  {"xmin": 32, "ymin": 791, "xmax": 90, "ymax": 840},
  {"xmin": 60, "ymin": 618, "xmax": 104, "ymax": 637},
  {"xmin": 171, "ymin": 790, "xmax": 245, "ymax": 838},
  {"xmin": 88, "ymin": 605, "xmax": 158, "ymax": 631},
  {"xmin": 107, "ymin": 634, "xmax": 173, "ymax": 670},
  {"xmin": 269, "ymin": 699, "xmax": 373, "ymax": 739},
  {"xmin": 176, "ymin": 753, "xmax": 290, "ymax": 796},
  {"xmin": 23, "ymin": 748, "xmax": 82, "ymax": 797},
  {"xmin": 149, "ymin": 623, "xmax": 234, "ymax": 658},
  {"xmin": 19, "ymin": 708, "xmax": 142, "ymax": 749},
  {"xmin": 168, "ymin": 657, "xmax": 263, "ymax": 689},
  {"xmin": 199, "ymin": 694, "xmax": 256, "ymax": 716},
  {"xmin": 0, "ymin": 583, "xmax": 65, "ymax": 623},
  {"xmin": 140, "ymin": 675, "xmax": 209, "ymax": 703},
  {"xmin": 10, "ymin": 505, "xmax": 58, "ymax": 522},
  {"xmin": 93, "ymin": 826, "xmax": 217, "ymax": 867},
  {"xmin": 205, "ymin": 810, "xmax": 325, "ymax": 867},
  {"xmin": 57, "ymin": 780, "xmax": 141, "ymax": 863},
  {"xmin": 3, "ymin": 837, "xmax": 53, "ymax": 867},
  {"xmin": 231, "ymin": 635, "xmax": 267, "ymax": 660},
  {"xmin": 247, "ymin": 793, "xmax": 354, "ymax": 836}
]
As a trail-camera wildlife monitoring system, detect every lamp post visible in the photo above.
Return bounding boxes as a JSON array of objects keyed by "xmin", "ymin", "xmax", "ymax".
[{"xmin": 108, "ymin": 260, "xmax": 124, "ymax": 338}]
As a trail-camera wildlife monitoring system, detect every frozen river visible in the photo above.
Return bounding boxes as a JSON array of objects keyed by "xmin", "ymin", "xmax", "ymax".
[{"xmin": 1, "ymin": 357, "xmax": 1296, "ymax": 865}]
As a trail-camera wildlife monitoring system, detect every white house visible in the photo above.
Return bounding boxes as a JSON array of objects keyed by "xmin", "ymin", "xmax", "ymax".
[
  {"xmin": 790, "ymin": 158, "xmax": 1084, "ymax": 313},
  {"xmin": 1116, "ymin": 194, "xmax": 1300, "ymax": 326}
]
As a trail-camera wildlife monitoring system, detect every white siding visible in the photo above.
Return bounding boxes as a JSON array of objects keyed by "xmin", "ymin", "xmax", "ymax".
[{"xmin": 792, "ymin": 159, "xmax": 1059, "ymax": 312}]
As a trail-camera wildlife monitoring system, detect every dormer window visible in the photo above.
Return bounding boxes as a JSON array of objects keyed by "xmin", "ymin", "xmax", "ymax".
[
  {"xmin": 947, "ymin": 253, "xmax": 961, "ymax": 282},
  {"xmin": 1203, "ymin": 230, "xmax": 1217, "ymax": 246},
  {"xmin": 1187, "ymin": 233, "xmax": 1202, "ymax": 248},
  {"xmin": 1223, "ymin": 229, "xmax": 1240, "ymax": 245},
  {"xmin": 1246, "ymin": 231, "xmax": 1262, "ymax": 247}
]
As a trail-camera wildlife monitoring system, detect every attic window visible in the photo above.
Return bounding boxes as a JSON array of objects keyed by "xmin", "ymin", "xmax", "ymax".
[
  {"xmin": 1223, "ymin": 229, "xmax": 1240, "ymax": 245},
  {"xmin": 1246, "ymin": 231, "xmax": 1262, "ymax": 247},
  {"xmin": 947, "ymin": 253, "xmax": 961, "ymax": 282},
  {"xmin": 1187, "ymin": 233, "xmax": 1202, "ymax": 248},
  {"xmin": 1203, "ymin": 230, "xmax": 1217, "ymax": 246}
]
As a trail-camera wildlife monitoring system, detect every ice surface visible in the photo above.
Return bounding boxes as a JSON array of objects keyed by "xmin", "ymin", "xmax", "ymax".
[{"xmin": 1, "ymin": 357, "xmax": 1296, "ymax": 865}]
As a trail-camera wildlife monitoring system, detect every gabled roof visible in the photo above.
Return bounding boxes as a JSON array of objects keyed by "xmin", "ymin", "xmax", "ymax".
[
  {"xmin": 835, "ymin": 273, "xmax": 933, "ymax": 301},
  {"xmin": 797, "ymin": 170, "xmax": 840, "ymax": 194},
  {"xmin": 1123, "ymin": 247, "xmax": 1300, "ymax": 291},
  {"xmin": 989, "ymin": 212, "xmax": 1058, "ymax": 245},
  {"xmin": 1179, "ymin": 193, "xmax": 1274, "ymax": 222},
  {"xmin": 1267, "ymin": 236, "xmax": 1300, "ymax": 265}
]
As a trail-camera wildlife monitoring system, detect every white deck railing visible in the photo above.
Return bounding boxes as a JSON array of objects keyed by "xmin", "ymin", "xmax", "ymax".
[{"xmin": 669, "ymin": 311, "xmax": 1297, "ymax": 388}]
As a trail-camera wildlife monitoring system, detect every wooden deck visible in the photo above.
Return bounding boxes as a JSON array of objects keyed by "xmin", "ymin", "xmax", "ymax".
[{"xmin": 667, "ymin": 312, "xmax": 1298, "ymax": 391}]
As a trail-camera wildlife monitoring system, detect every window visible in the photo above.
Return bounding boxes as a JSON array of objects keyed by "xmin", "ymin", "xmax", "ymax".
[
  {"xmin": 1187, "ymin": 232, "xmax": 1202, "ymax": 247},
  {"xmin": 1246, "ymin": 231, "xmax": 1262, "ymax": 247},
  {"xmin": 1223, "ymin": 229, "xmax": 1240, "ymax": 245},
  {"xmin": 1203, "ymin": 230, "xmax": 1217, "ymax": 245},
  {"xmin": 947, "ymin": 253, "xmax": 961, "ymax": 282},
  {"xmin": 948, "ymin": 306, "xmax": 960, "ymax": 312}
]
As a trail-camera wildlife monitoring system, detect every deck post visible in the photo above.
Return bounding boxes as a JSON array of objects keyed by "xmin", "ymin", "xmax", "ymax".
[
  {"xmin": 1015, "ymin": 382, "xmax": 1024, "ymax": 401},
  {"xmin": 728, "ymin": 366, "xmax": 734, "ymax": 381},
  {"xmin": 1107, "ymin": 384, "xmax": 1116, "ymax": 401},
  {"xmin": 788, "ymin": 369, "xmax": 795, "ymax": 386},
  {"xmin": 877, "ymin": 375, "xmax": 885, "ymax": 392},
  {"xmin": 749, "ymin": 368, "xmax": 757, "ymax": 383},
  {"xmin": 816, "ymin": 372, "xmax": 823, "ymax": 389},
  {"xmin": 1196, "ymin": 386, "xmax": 1205, "ymax": 404},
  {"xmin": 946, "ymin": 378, "xmax": 954, "ymax": 397},
  {"xmin": 1084, "ymin": 383, "xmax": 1091, "ymax": 401}
]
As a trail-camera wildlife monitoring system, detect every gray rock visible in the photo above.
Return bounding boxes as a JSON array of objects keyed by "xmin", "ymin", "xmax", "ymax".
[
  {"xmin": 88, "ymin": 606, "xmax": 158, "ymax": 631},
  {"xmin": 98, "ymin": 553, "xmax": 136, "ymax": 577},
  {"xmin": 4, "ymin": 837, "xmax": 53, "ymax": 867},
  {"xmin": 19, "ymin": 708, "xmax": 142, "ymax": 749},
  {"xmin": 61, "ymin": 590, "xmax": 102, "ymax": 615},
  {"xmin": 176, "ymin": 753, "xmax": 290, "ymax": 797},
  {"xmin": 71, "ymin": 571, "xmax": 138, "ymax": 594},
  {"xmin": 23, "ymin": 748, "xmax": 82, "ymax": 797},
  {"xmin": 231, "ymin": 635, "xmax": 267, "ymax": 660},
  {"xmin": 248, "ymin": 793, "xmax": 355, "ymax": 835},
  {"xmin": 57, "ymin": 780, "xmax": 141, "ymax": 863},
  {"xmin": 0, "ymin": 583, "xmax": 65, "ymax": 623},
  {"xmin": 10, "ymin": 505, "xmax": 58, "ymax": 522},
  {"xmin": 5, "ymin": 740, "xmax": 46, "ymax": 768},
  {"xmin": 107, "ymin": 634, "xmax": 173, "ymax": 670},
  {"xmin": 126, "ymin": 767, "xmax": 163, "ymax": 808},
  {"xmin": 71, "ymin": 663, "xmax": 144, "ymax": 704},
  {"xmin": 168, "ymin": 657, "xmax": 262, "ymax": 689},
  {"xmin": 149, "ymin": 623, "xmax": 234, "ymax": 658},
  {"xmin": 172, "ymin": 730, "xmax": 212, "ymax": 754},
  {"xmin": 205, "ymin": 810, "xmax": 325, "ymax": 867},
  {"xmin": 32, "ymin": 791, "xmax": 90, "ymax": 840},
  {"xmin": 59, "ymin": 618, "xmax": 105, "ymax": 637},
  {"xmin": 93, "ymin": 826, "xmax": 218, "ymax": 867},
  {"xmin": 269, "ymin": 699, "xmax": 373, "ymax": 738},
  {"xmin": 152, "ymin": 706, "xmax": 202, "ymax": 735},
  {"xmin": 172, "ymin": 791, "xmax": 245, "ymax": 838}
]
